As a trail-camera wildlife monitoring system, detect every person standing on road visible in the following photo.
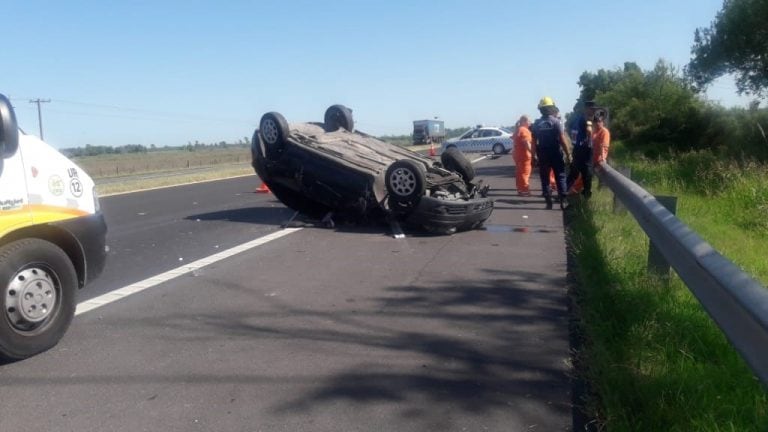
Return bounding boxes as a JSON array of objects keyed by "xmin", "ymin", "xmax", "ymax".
[
  {"xmin": 566, "ymin": 101, "xmax": 596, "ymax": 199},
  {"xmin": 513, "ymin": 115, "xmax": 533, "ymax": 196},
  {"xmin": 531, "ymin": 97, "xmax": 571, "ymax": 210}
]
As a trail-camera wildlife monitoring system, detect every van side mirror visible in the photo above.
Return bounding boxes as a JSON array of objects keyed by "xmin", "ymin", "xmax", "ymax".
[{"xmin": 0, "ymin": 94, "xmax": 20, "ymax": 159}]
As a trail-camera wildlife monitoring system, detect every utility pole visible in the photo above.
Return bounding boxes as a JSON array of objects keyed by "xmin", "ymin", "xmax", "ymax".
[{"xmin": 29, "ymin": 98, "xmax": 50, "ymax": 140}]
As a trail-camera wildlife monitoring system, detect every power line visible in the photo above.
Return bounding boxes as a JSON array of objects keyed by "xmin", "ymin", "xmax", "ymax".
[{"xmin": 29, "ymin": 98, "xmax": 50, "ymax": 140}]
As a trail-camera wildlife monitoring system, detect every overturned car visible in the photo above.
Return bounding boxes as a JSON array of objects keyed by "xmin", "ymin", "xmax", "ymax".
[{"xmin": 251, "ymin": 105, "xmax": 493, "ymax": 234}]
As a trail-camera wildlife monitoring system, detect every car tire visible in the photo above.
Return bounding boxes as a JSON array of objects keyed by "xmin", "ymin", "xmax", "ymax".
[
  {"xmin": 268, "ymin": 182, "xmax": 331, "ymax": 220},
  {"xmin": 0, "ymin": 239, "xmax": 77, "ymax": 360},
  {"xmin": 324, "ymin": 104, "xmax": 354, "ymax": 133},
  {"xmin": 385, "ymin": 159, "xmax": 426, "ymax": 207},
  {"xmin": 440, "ymin": 147, "xmax": 475, "ymax": 181},
  {"xmin": 492, "ymin": 143, "xmax": 505, "ymax": 155},
  {"xmin": 259, "ymin": 112, "xmax": 290, "ymax": 161}
]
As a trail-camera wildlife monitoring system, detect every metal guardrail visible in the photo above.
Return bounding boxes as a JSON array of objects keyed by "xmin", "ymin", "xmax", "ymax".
[{"xmin": 596, "ymin": 162, "xmax": 768, "ymax": 386}]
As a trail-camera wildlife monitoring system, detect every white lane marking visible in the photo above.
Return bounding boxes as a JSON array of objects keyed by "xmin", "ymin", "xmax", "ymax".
[
  {"xmin": 471, "ymin": 155, "xmax": 490, "ymax": 164},
  {"xmin": 75, "ymin": 228, "xmax": 303, "ymax": 316}
]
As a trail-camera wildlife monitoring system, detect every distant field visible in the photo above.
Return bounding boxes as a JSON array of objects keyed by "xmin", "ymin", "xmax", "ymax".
[{"xmin": 73, "ymin": 147, "xmax": 250, "ymax": 179}]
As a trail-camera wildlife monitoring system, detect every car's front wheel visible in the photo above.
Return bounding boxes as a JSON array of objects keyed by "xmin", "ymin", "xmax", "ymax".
[
  {"xmin": 0, "ymin": 239, "xmax": 77, "ymax": 360},
  {"xmin": 385, "ymin": 160, "xmax": 426, "ymax": 208},
  {"xmin": 259, "ymin": 112, "xmax": 290, "ymax": 161}
]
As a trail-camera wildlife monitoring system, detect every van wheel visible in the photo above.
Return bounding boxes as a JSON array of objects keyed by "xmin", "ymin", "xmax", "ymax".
[
  {"xmin": 259, "ymin": 112, "xmax": 290, "ymax": 161},
  {"xmin": 0, "ymin": 239, "xmax": 77, "ymax": 360},
  {"xmin": 440, "ymin": 147, "xmax": 476, "ymax": 181},
  {"xmin": 324, "ymin": 104, "xmax": 354, "ymax": 132},
  {"xmin": 492, "ymin": 143, "xmax": 505, "ymax": 155},
  {"xmin": 386, "ymin": 160, "xmax": 426, "ymax": 207}
]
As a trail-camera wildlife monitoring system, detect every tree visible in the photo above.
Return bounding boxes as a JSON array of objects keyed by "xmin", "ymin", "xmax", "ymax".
[
  {"xmin": 577, "ymin": 60, "xmax": 705, "ymax": 153},
  {"xmin": 575, "ymin": 62, "xmax": 641, "ymax": 110},
  {"xmin": 686, "ymin": 0, "xmax": 768, "ymax": 97}
]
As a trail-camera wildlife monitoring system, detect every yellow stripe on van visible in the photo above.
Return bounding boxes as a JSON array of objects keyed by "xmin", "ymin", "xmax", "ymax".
[
  {"xmin": 29, "ymin": 204, "xmax": 89, "ymax": 224},
  {"xmin": 0, "ymin": 205, "xmax": 89, "ymax": 237}
]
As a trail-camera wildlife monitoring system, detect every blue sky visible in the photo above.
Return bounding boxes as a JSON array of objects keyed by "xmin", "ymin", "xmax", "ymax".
[{"xmin": 4, "ymin": 0, "xmax": 754, "ymax": 148}]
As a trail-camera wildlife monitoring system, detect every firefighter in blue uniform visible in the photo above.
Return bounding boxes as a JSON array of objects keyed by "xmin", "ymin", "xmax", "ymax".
[
  {"xmin": 566, "ymin": 101, "xmax": 597, "ymax": 199},
  {"xmin": 531, "ymin": 97, "xmax": 572, "ymax": 210}
]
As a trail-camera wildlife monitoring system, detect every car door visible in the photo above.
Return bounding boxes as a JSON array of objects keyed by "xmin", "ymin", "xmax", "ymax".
[
  {"xmin": 456, "ymin": 129, "xmax": 479, "ymax": 152},
  {"xmin": 479, "ymin": 128, "xmax": 501, "ymax": 152}
]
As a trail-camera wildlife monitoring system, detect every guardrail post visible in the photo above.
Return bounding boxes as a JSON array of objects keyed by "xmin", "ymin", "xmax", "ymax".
[
  {"xmin": 647, "ymin": 195, "xmax": 678, "ymax": 278},
  {"xmin": 612, "ymin": 166, "xmax": 631, "ymax": 214}
]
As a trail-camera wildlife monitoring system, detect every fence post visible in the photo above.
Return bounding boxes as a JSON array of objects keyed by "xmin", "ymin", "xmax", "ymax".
[
  {"xmin": 612, "ymin": 166, "xmax": 631, "ymax": 214},
  {"xmin": 647, "ymin": 195, "xmax": 678, "ymax": 278}
]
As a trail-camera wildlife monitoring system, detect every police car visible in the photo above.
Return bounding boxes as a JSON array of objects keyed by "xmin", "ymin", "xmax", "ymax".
[{"xmin": 441, "ymin": 126, "xmax": 513, "ymax": 155}]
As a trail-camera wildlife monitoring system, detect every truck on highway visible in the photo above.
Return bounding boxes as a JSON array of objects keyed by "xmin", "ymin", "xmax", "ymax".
[
  {"xmin": 412, "ymin": 119, "xmax": 445, "ymax": 145},
  {"xmin": 0, "ymin": 94, "xmax": 107, "ymax": 360}
]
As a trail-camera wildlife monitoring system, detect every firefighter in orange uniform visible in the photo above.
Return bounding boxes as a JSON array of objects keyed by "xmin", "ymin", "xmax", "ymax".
[
  {"xmin": 592, "ymin": 115, "xmax": 610, "ymax": 166},
  {"xmin": 513, "ymin": 115, "xmax": 533, "ymax": 196}
]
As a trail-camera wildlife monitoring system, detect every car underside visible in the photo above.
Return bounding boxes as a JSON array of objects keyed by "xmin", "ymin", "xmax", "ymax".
[{"xmin": 251, "ymin": 105, "xmax": 494, "ymax": 234}]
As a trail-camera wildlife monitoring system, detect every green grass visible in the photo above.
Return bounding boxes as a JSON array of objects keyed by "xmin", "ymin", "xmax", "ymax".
[
  {"xmin": 74, "ymin": 148, "xmax": 250, "ymax": 179},
  {"xmin": 95, "ymin": 164, "xmax": 255, "ymax": 196},
  {"xmin": 570, "ymin": 145, "xmax": 768, "ymax": 430}
]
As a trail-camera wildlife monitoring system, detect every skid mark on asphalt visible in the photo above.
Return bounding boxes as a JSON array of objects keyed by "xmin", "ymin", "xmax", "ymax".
[{"xmin": 75, "ymin": 228, "xmax": 303, "ymax": 316}]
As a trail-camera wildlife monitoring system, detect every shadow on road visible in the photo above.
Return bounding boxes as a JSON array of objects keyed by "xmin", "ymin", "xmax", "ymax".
[
  {"xmin": 185, "ymin": 206, "xmax": 295, "ymax": 226},
  {"xmin": 53, "ymin": 267, "xmax": 574, "ymax": 428}
]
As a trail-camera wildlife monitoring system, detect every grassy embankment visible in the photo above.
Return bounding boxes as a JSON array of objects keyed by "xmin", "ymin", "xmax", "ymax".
[
  {"xmin": 569, "ymin": 142, "xmax": 768, "ymax": 431},
  {"xmin": 73, "ymin": 148, "xmax": 255, "ymax": 195}
]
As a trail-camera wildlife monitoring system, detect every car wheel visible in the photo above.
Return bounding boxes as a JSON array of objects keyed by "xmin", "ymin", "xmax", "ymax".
[
  {"xmin": 440, "ymin": 147, "xmax": 475, "ymax": 182},
  {"xmin": 0, "ymin": 239, "xmax": 77, "ymax": 360},
  {"xmin": 324, "ymin": 104, "xmax": 354, "ymax": 132},
  {"xmin": 269, "ymin": 182, "xmax": 331, "ymax": 220},
  {"xmin": 385, "ymin": 160, "xmax": 426, "ymax": 207},
  {"xmin": 492, "ymin": 143, "xmax": 505, "ymax": 155},
  {"xmin": 259, "ymin": 112, "xmax": 290, "ymax": 161}
]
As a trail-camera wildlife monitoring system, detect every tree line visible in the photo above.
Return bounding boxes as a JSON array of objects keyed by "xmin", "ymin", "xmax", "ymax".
[
  {"xmin": 61, "ymin": 137, "xmax": 252, "ymax": 158},
  {"xmin": 573, "ymin": 0, "xmax": 768, "ymax": 162}
]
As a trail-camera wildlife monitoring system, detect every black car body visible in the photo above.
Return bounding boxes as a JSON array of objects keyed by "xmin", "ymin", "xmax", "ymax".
[{"xmin": 251, "ymin": 105, "xmax": 493, "ymax": 234}]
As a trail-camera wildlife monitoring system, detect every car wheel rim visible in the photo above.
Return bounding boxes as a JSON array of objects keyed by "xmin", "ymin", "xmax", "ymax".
[
  {"xmin": 390, "ymin": 168, "xmax": 417, "ymax": 197},
  {"xmin": 493, "ymin": 145, "xmax": 502, "ymax": 154},
  {"xmin": 5, "ymin": 266, "xmax": 59, "ymax": 333},
  {"xmin": 262, "ymin": 119, "xmax": 279, "ymax": 144}
]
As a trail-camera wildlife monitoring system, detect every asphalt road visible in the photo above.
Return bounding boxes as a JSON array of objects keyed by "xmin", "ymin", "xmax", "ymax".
[{"xmin": 0, "ymin": 155, "xmax": 574, "ymax": 432}]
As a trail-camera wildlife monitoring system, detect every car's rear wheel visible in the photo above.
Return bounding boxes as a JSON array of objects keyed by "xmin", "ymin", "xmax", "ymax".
[
  {"xmin": 385, "ymin": 160, "xmax": 426, "ymax": 208},
  {"xmin": 324, "ymin": 104, "xmax": 354, "ymax": 132},
  {"xmin": 492, "ymin": 143, "xmax": 505, "ymax": 155},
  {"xmin": 440, "ymin": 147, "xmax": 475, "ymax": 182},
  {"xmin": 259, "ymin": 112, "xmax": 290, "ymax": 161}
]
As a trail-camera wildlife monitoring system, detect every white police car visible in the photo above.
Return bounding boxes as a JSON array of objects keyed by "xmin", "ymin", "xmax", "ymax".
[{"xmin": 441, "ymin": 126, "xmax": 513, "ymax": 155}]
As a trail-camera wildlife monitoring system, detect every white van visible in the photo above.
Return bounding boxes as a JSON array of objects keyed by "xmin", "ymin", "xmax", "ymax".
[{"xmin": 0, "ymin": 94, "xmax": 106, "ymax": 360}]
